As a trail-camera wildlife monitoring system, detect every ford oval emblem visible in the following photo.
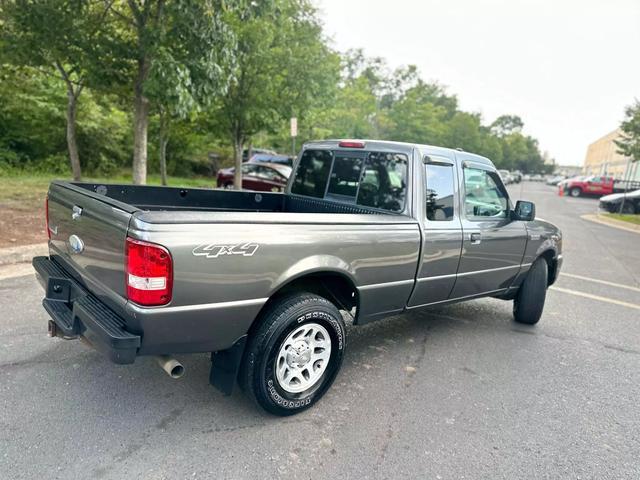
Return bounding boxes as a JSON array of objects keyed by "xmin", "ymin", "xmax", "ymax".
[{"xmin": 69, "ymin": 235, "xmax": 85, "ymax": 254}]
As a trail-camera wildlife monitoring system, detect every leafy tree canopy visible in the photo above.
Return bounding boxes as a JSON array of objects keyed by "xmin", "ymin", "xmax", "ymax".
[{"xmin": 615, "ymin": 100, "xmax": 640, "ymax": 163}]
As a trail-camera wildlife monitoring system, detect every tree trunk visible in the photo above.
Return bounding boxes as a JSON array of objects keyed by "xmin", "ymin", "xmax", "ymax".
[
  {"xmin": 132, "ymin": 46, "xmax": 150, "ymax": 185},
  {"xmin": 159, "ymin": 136, "xmax": 168, "ymax": 186},
  {"xmin": 159, "ymin": 138, "xmax": 168, "ymax": 185},
  {"xmin": 65, "ymin": 86, "xmax": 82, "ymax": 181},
  {"xmin": 233, "ymin": 137, "xmax": 244, "ymax": 190},
  {"xmin": 159, "ymin": 109, "xmax": 169, "ymax": 186},
  {"xmin": 132, "ymin": 83, "xmax": 149, "ymax": 185}
]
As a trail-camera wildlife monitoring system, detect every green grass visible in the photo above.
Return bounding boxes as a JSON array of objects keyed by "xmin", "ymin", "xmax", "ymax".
[
  {"xmin": 605, "ymin": 213, "xmax": 640, "ymax": 226},
  {"xmin": 0, "ymin": 173, "xmax": 216, "ymax": 207}
]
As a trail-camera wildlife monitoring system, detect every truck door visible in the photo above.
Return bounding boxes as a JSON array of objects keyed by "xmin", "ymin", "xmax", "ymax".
[
  {"xmin": 585, "ymin": 176, "xmax": 604, "ymax": 194},
  {"xmin": 407, "ymin": 154, "xmax": 463, "ymax": 307},
  {"xmin": 449, "ymin": 159, "xmax": 527, "ymax": 299}
]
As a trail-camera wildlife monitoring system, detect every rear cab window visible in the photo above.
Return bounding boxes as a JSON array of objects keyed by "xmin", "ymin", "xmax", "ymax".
[
  {"xmin": 290, "ymin": 150, "xmax": 332, "ymax": 198},
  {"xmin": 291, "ymin": 149, "xmax": 408, "ymax": 213}
]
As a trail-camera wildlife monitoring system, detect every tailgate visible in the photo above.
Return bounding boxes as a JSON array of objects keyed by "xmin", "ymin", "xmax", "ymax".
[{"xmin": 47, "ymin": 182, "xmax": 135, "ymax": 299}]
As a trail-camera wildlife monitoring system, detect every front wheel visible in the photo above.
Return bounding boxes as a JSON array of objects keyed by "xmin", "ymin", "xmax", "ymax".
[
  {"xmin": 513, "ymin": 258, "xmax": 548, "ymax": 325},
  {"xmin": 621, "ymin": 202, "xmax": 635, "ymax": 214},
  {"xmin": 570, "ymin": 187, "xmax": 582, "ymax": 197},
  {"xmin": 239, "ymin": 293, "xmax": 346, "ymax": 416}
]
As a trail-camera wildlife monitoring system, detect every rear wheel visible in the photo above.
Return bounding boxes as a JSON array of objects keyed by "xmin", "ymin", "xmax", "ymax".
[
  {"xmin": 513, "ymin": 258, "xmax": 548, "ymax": 325},
  {"xmin": 239, "ymin": 293, "xmax": 346, "ymax": 416},
  {"xmin": 570, "ymin": 187, "xmax": 582, "ymax": 197}
]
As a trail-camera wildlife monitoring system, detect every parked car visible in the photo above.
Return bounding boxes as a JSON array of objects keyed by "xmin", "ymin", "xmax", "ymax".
[
  {"xmin": 562, "ymin": 175, "xmax": 640, "ymax": 197},
  {"xmin": 599, "ymin": 189, "xmax": 640, "ymax": 213},
  {"xmin": 242, "ymin": 147, "xmax": 276, "ymax": 162},
  {"xmin": 217, "ymin": 162, "xmax": 291, "ymax": 192},
  {"xmin": 546, "ymin": 175, "xmax": 566, "ymax": 186},
  {"xmin": 34, "ymin": 139, "xmax": 562, "ymax": 415},
  {"xmin": 512, "ymin": 171, "xmax": 522, "ymax": 183},
  {"xmin": 249, "ymin": 153, "xmax": 293, "ymax": 166},
  {"xmin": 498, "ymin": 169, "xmax": 513, "ymax": 185}
]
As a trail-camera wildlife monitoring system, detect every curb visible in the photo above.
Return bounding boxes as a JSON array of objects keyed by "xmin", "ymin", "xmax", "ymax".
[
  {"xmin": 581, "ymin": 214, "xmax": 640, "ymax": 235},
  {"xmin": 0, "ymin": 243, "xmax": 48, "ymax": 266}
]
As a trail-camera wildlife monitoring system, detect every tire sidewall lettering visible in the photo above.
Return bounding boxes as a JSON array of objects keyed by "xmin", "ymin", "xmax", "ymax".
[
  {"xmin": 295, "ymin": 310, "xmax": 343, "ymax": 350},
  {"xmin": 267, "ymin": 379, "xmax": 312, "ymax": 409},
  {"xmin": 265, "ymin": 309, "xmax": 344, "ymax": 410}
]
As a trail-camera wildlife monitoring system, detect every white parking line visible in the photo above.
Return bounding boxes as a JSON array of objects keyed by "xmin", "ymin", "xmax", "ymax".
[
  {"xmin": 560, "ymin": 273, "xmax": 640, "ymax": 293},
  {"xmin": 550, "ymin": 286, "xmax": 640, "ymax": 311}
]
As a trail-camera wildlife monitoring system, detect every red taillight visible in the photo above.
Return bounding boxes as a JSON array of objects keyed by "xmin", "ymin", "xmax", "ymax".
[
  {"xmin": 45, "ymin": 197, "xmax": 51, "ymax": 240},
  {"xmin": 338, "ymin": 140, "xmax": 365, "ymax": 148},
  {"xmin": 125, "ymin": 237, "xmax": 173, "ymax": 306}
]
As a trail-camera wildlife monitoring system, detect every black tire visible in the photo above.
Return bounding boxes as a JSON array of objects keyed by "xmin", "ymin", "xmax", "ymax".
[
  {"xmin": 621, "ymin": 202, "xmax": 635, "ymax": 214},
  {"xmin": 513, "ymin": 258, "xmax": 548, "ymax": 325},
  {"xmin": 239, "ymin": 292, "xmax": 346, "ymax": 416},
  {"xmin": 570, "ymin": 187, "xmax": 582, "ymax": 197}
]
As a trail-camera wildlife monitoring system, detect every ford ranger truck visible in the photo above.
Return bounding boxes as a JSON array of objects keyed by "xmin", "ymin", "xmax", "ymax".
[{"xmin": 33, "ymin": 140, "xmax": 563, "ymax": 415}]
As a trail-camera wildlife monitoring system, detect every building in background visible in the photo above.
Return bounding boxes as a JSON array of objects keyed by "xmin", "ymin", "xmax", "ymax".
[{"xmin": 583, "ymin": 129, "xmax": 639, "ymax": 180}]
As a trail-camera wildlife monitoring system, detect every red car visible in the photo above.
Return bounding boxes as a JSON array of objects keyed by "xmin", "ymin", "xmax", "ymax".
[
  {"xmin": 563, "ymin": 175, "xmax": 614, "ymax": 197},
  {"xmin": 216, "ymin": 162, "xmax": 292, "ymax": 192}
]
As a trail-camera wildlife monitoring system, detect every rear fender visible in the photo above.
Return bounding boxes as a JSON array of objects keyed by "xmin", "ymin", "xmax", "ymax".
[{"xmin": 270, "ymin": 255, "xmax": 357, "ymax": 295}]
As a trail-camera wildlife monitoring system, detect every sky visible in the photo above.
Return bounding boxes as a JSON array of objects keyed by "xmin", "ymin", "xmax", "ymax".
[{"xmin": 317, "ymin": 0, "xmax": 640, "ymax": 166}]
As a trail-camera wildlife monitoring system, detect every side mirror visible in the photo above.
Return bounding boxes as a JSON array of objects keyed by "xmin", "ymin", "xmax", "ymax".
[{"xmin": 512, "ymin": 200, "xmax": 535, "ymax": 221}]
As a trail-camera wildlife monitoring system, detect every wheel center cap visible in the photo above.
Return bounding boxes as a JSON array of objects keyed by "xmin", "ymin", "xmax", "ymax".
[{"xmin": 286, "ymin": 341, "xmax": 311, "ymax": 368}]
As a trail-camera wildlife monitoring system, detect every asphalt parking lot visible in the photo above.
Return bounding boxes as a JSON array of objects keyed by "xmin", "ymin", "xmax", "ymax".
[{"xmin": 1, "ymin": 182, "xmax": 639, "ymax": 480}]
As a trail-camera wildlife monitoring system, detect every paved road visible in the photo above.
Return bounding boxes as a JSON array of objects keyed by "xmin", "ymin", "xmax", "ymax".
[{"xmin": 1, "ymin": 182, "xmax": 639, "ymax": 479}]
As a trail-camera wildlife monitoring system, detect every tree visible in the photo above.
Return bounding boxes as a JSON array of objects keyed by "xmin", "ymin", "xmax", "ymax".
[
  {"xmin": 106, "ymin": 0, "xmax": 234, "ymax": 184},
  {"xmin": 384, "ymin": 82, "xmax": 458, "ymax": 144},
  {"xmin": 615, "ymin": 100, "xmax": 640, "ymax": 163},
  {"xmin": 209, "ymin": 0, "xmax": 338, "ymax": 189},
  {"xmin": 0, "ymin": 0, "xmax": 113, "ymax": 180},
  {"xmin": 490, "ymin": 114, "xmax": 524, "ymax": 138}
]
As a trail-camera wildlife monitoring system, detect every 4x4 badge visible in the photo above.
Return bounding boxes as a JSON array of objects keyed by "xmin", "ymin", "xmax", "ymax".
[{"xmin": 192, "ymin": 243, "xmax": 259, "ymax": 259}]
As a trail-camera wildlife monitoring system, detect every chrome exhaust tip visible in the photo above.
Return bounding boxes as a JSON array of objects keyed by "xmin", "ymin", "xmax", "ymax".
[{"xmin": 155, "ymin": 355, "xmax": 185, "ymax": 379}]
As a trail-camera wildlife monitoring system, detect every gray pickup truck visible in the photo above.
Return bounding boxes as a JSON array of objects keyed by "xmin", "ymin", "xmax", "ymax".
[{"xmin": 34, "ymin": 139, "xmax": 562, "ymax": 415}]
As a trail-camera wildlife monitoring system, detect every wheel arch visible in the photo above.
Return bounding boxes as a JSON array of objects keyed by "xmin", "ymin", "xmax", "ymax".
[
  {"xmin": 247, "ymin": 267, "xmax": 359, "ymax": 338},
  {"xmin": 537, "ymin": 249, "xmax": 559, "ymax": 286}
]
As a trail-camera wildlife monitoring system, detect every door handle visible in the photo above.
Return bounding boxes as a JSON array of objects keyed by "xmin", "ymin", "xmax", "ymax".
[{"xmin": 470, "ymin": 232, "xmax": 482, "ymax": 244}]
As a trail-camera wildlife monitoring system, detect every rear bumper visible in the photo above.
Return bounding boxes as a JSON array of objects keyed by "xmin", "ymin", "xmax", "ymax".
[{"xmin": 33, "ymin": 256, "xmax": 140, "ymax": 364}]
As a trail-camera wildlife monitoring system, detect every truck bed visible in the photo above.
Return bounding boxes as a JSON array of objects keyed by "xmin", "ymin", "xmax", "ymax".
[{"xmin": 70, "ymin": 182, "xmax": 392, "ymax": 215}]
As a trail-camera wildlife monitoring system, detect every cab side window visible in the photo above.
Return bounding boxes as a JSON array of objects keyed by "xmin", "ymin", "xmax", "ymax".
[
  {"xmin": 425, "ymin": 164, "xmax": 455, "ymax": 221},
  {"xmin": 463, "ymin": 167, "xmax": 508, "ymax": 219}
]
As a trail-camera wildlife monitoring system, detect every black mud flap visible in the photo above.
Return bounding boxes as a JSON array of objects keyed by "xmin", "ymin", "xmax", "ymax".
[{"xmin": 209, "ymin": 335, "xmax": 247, "ymax": 396}]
